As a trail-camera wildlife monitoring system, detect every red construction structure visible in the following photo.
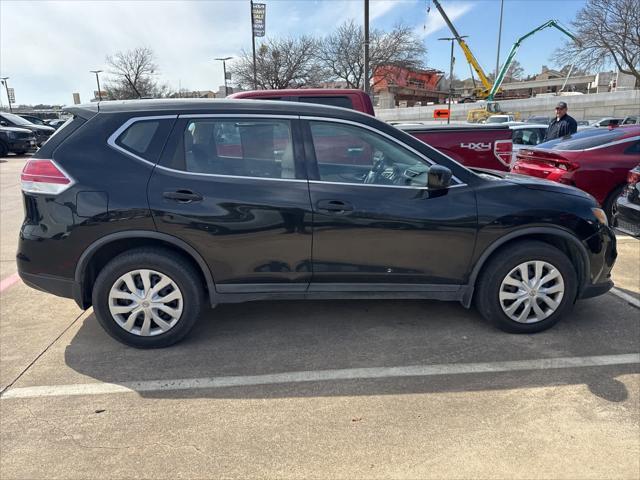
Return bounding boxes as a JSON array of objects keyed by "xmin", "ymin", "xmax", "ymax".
[{"xmin": 372, "ymin": 65, "xmax": 446, "ymax": 107}]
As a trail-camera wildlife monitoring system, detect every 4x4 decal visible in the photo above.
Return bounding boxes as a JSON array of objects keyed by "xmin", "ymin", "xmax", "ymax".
[{"xmin": 460, "ymin": 142, "xmax": 492, "ymax": 152}]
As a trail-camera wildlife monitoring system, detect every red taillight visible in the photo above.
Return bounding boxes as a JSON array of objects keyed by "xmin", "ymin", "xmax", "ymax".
[
  {"xmin": 21, "ymin": 159, "xmax": 74, "ymax": 195},
  {"xmin": 627, "ymin": 169, "xmax": 640, "ymax": 187},
  {"xmin": 493, "ymin": 139, "xmax": 512, "ymax": 167}
]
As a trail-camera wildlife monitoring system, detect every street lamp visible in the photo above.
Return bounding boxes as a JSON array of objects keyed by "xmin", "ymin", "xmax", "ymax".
[
  {"xmin": 438, "ymin": 36, "xmax": 467, "ymax": 124},
  {"xmin": 90, "ymin": 70, "xmax": 103, "ymax": 101},
  {"xmin": 0, "ymin": 77, "xmax": 13, "ymax": 112},
  {"xmin": 214, "ymin": 57, "xmax": 233, "ymax": 97}
]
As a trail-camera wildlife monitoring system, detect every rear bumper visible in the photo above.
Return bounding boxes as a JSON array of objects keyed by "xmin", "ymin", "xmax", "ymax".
[{"xmin": 18, "ymin": 270, "xmax": 81, "ymax": 305}]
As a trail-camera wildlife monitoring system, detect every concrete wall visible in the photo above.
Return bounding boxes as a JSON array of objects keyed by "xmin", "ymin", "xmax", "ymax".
[{"xmin": 375, "ymin": 90, "xmax": 640, "ymax": 122}]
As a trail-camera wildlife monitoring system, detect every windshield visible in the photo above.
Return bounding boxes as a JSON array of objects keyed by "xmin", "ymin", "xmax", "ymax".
[
  {"xmin": 1, "ymin": 112, "xmax": 32, "ymax": 126},
  {"xmin": 537, "ymin": 127, "xmax": 628, "ymax": 151},
  {"xmin": 487, "ymin": 117, "xmax": 508, "ymax": 124}
]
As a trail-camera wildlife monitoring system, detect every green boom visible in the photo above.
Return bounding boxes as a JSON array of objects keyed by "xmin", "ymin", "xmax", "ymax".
[{"xmin": 487, "ymin": 20, "xmax": 579, "ymax": 101}]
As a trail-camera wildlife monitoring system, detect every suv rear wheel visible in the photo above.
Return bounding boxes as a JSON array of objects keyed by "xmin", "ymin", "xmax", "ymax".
[
  {"xmin": 92, "ymin": 248, "xmax": 204, "ymax": 348},
  {"xmin": 475, "ymin": 241, "xmax": 578, "ymax": 333}
]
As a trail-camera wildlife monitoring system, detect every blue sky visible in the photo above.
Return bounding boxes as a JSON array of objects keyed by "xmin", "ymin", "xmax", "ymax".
[{"xmin": 0, "ymin": 0, "xmax": 586, "ymax": 106}]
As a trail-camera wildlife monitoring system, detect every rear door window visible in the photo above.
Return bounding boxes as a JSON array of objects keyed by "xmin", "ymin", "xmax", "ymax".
[{"xmin": 175, "ymin": 118, "xmax": 296, "ymax": 179}]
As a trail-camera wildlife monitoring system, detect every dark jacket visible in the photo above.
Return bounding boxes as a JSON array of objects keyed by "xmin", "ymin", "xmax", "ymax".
[{"xmin": 544, "ymin": 114, "xmax": 578, "ymax": 141}]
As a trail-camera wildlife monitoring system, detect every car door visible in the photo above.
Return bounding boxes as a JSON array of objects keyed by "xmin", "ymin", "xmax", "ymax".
[
  {"xmin": 148, "ymin": 113, "xmax": 313, "ymax": 293},
  {"xmin": 303, "ymin": 117, "xmax": 478, "ymax": 289}
]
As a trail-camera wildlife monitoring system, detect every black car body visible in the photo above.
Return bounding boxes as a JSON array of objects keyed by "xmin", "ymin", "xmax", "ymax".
[
  {"xmin": 0, "ymin": 112, "xmax": 55, "ymax": 146},
  {"xmin": 0, "ymin": 126, "xmax": 37, "ymax": 156},
  {"xmin": 18, "ymin": 99, "xmax": 617, "ymax": 347},
  {"xmin": 614, "ymin": 165, "xmax": 640, "ymax": 237}
]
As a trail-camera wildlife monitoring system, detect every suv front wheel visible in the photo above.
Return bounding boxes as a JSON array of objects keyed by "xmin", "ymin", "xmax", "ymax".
[
  {"xmin": 92, "ymin": 248, "xmax": 204, "ymax": 348},
  {"xmin": 475, "ymin": 240, "xmax": 578, "ymax": 333}
]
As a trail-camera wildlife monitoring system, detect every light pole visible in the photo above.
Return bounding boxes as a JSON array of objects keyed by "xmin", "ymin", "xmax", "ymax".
[
  {"xmin": 363, "ymin": 0, "xmax": 370, "ymax": 95},
  {"xmin": 438, "ymin": 37, "xmax": 465, "ymax": 124},
  {"xmin": 90, "ymin": 70, "xmax": 103, "ymax": 101},
  {"xmin": 214, "ymin": 57, "xmax": 232, "ymax": 96},
  {"xmin": 0, "ymin": 77, "xmax": 13, "ymax": 112}
]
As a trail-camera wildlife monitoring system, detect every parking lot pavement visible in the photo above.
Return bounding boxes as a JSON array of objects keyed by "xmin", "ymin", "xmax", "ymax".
[{"xmin": 1, "ymin": 154, "xmax": 639, "ymax": 479}]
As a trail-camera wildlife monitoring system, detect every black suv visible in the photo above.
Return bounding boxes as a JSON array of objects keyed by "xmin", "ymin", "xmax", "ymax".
[
  {"xmin": 18, "ymin": 99, "xmax": 616, "ymax": 347},
  {"xmin": 0, "ymin": 126, "xmax": 37, "ymax": 156}
]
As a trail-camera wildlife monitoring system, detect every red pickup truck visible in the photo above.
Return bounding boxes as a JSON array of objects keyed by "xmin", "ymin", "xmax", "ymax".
[{"xmin": 230, "ymin": 89, "xmax": 513, "ymax": 171}]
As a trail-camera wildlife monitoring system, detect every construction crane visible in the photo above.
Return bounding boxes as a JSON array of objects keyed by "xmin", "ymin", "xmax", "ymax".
[
  {"xmin": 487, "ymin": 20, "xmax": 579, "ymax": 100},
  {"xmin": 430, "ymin": 0, "xmax": 494, "ymax": 99}
]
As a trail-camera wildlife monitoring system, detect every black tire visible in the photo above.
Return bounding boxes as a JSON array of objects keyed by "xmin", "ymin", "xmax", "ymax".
[
  {"xmin": 92, "ymin": 247, "xmax": 204, "ymax": 348},
  {"xmin": 602, "ymin": 185, "xmax": 625, "ymax": 226},
  {"xmin": 0, "ymin": 141, "xmax": 8, "ymax": 157},
  {"xmin": 475, "ymin": 240, "xmax": 578, "ymax": 334}
]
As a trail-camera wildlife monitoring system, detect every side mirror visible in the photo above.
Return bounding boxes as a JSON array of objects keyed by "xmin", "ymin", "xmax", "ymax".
[{"xmin": 428, "ymin": 165, "xmax": 452, "ymax": 190}]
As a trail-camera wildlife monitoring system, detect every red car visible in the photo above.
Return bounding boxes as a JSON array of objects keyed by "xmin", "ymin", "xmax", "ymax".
[{"xmin": 511, "ymin": 125, "xmax": 640, "ymax": 221}]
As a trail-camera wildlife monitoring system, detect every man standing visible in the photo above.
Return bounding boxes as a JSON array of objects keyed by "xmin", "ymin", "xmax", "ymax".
[{"xmin": 544, "ymin": 101, "xmax": 578, "ymax": 141}]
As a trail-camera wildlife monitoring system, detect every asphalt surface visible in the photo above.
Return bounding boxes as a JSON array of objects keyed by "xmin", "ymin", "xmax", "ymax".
[{"xmin": 1, "ymin": 153, "xmax": 638, "ymax": 479}]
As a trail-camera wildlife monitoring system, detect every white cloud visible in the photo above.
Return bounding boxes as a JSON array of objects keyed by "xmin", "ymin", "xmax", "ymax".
[{"xmin": 417, "ymin": 1, "xmax": 474, "ymax": 37}]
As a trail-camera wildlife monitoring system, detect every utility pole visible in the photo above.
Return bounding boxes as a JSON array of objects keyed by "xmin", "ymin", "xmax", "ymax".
[
  {"xmin": 363, "ymin": 0, "xmax": 370, "ymax": 95},
  {"xmin": 214, "ymin": 57, "xmax": 232, "ymax": 96},
  {"xmin": 438, "ymin": 37, "xmax": 463, "ymax": 125},
  {"xmin": 0, "ymin": 77, "xmax": 13, "ymax": 112},
  {"xmin": 90, "ymin": 70, "xmax": 103, "ymax": 101},
  {"xmin": 495, "ymin": 0, "xmax": 504, "ymax": 79},
  {"xmin": 250, "ymin": 0, "xmax": 258, "ymax": 89}
]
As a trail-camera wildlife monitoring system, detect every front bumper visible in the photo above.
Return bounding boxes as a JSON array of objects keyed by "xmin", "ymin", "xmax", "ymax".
[
  {"xmin": 580, "ymin": 224, "xmax": 617, "ymax": 299},
  {"xmin": 614, "ymin": 196, "xmax": 640, "ymax": 237}
]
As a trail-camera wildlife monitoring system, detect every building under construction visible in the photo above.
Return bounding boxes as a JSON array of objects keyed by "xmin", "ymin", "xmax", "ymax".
[{"xmin": 372, "ymin": 65, "xmax": 447, "ymax": 108}]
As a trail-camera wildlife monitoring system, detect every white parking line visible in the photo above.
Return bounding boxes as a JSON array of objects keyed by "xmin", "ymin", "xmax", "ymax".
[
  {"xmin": 610, "ymin": 288, "xmax": 640, "ymax": 309},
  {"xmin": 2, "ymin": 353, "xmax": 638, "ymax": 400}
]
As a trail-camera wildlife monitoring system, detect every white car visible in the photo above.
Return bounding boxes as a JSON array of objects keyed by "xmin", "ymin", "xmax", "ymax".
[
  {"xmin": 485, "ymin": 115, "xmax": 516, "ymax": 124},
  {"xmin": 509, "ymin": 123, "xmax": 548, "ymax": 164},
  {"xmin": 591, "ymin": 117, "xmax": 623, "ymax": 127}
]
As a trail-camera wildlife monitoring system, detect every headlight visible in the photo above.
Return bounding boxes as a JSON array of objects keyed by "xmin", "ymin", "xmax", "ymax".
[{"xmin": 591, "ymin": 207, "xmax": 608, "ymax": 225}]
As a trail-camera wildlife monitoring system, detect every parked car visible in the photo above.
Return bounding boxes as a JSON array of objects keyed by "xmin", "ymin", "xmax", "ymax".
[
  {"xmin": 233, "ymin": 89, "xmax": 514, "ymax": 171},
  {"xmin": 0, "ymin": 126, "xmax": 37, "ymax": 156},
  {"xmin": 622, "ymin": 116, "xmax": 638, "ymax": 125},
  {"xmin": 591, "ymin": 117, "xmax": 623, "ymax": 127},
  {"xmin": 526, "ymin": 116, "xmax": 551, "ymax": 125},
  {"xmin": 485, "ymin": 115, "xmax": 516, "ymax": 124},
  {"xmin": 19, "ymin": 114, "xmax": 47, "ymax": 125},
  {"xmin": 46, "ymin": 118, "xmax": 68, "ymax": 129},
  {"xmin": 509, "ymin": 123, "xmax": 548, "ymax": 165},
  {"xmin": 511, "ymin": 126, "xmax": 640, "ymax": 222},
  {"xmin": 18, "ymin": 99, "xmax": 616, "ymax": 347},
  {"xmin": 613, "ymin": 165, "xmax": 640, "ymax": 237},
  {"xmin": 0, "ymin": 112, "xmax": 55, "ymax": 146}
]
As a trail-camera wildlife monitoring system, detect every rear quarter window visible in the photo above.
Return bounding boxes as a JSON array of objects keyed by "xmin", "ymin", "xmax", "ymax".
[{"xmin": 112, "ymin": 118, "xmax": 175, "ymax": 163}]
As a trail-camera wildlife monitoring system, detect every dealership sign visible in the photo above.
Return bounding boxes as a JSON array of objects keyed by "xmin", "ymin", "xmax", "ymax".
[{"xmin": 252, "ymin": 3, "xmax": 266, "ymax": 37}]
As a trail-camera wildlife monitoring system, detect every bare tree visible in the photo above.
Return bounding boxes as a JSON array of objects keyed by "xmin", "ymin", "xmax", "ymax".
[
  {"xmin": 229, "ymin": 36, "xmax": 323, "ymax": 90},
  {"xmin": 105, "ymin": 47, "xmax": 167, "ymax": 99},
  {"xmin": 318, "ymin": 20, "xmax": 427, "ymax": 89},
  {"xmin": 503, "ymin": 60, "xmax": 525, "ymax": 82},
  {"xmin": 553, "ymin": 0, "xmax": 640, "ymax": 83}
]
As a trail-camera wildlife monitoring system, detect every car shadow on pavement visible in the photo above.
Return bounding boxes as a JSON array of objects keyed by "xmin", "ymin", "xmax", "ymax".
[{"xmin": 64, "ymin": 296, "xmax": 639, "ymax": 403}]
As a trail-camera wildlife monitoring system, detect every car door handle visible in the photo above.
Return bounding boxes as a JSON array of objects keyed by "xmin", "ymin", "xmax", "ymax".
[
  {"xmin": 163, "ymin": 190, "xmax": 203, "ymax": 203},
  {"xmin": 316, "ymin": 199, "xmax": 353, "ymax": 214}
]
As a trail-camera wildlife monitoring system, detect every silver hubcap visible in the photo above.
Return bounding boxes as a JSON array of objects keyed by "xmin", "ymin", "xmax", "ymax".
[
  {"xmin": 499, "ymin": 261, "xmax": 565, "ymax": 324},
  {"xmin": 108, "ymin": 269, "xmax": 183, "ymax": 336}
]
